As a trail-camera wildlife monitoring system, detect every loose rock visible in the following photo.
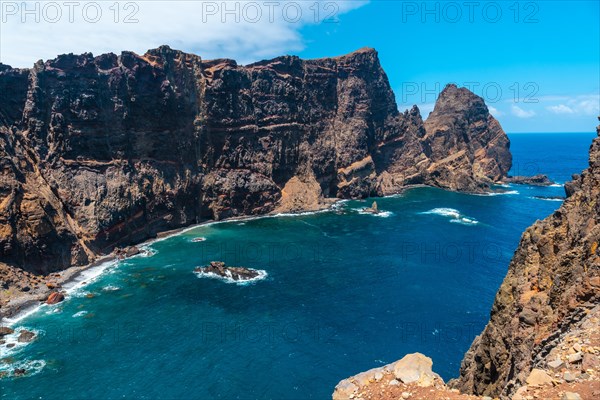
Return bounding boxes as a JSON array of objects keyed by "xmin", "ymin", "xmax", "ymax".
[
  {"xmin": 568, "ymin": 352, "xmax": 582, "ymax": 363},
  {"xmin": 525, "ymin": 369, "xmax": 553, "ymax": 386}
]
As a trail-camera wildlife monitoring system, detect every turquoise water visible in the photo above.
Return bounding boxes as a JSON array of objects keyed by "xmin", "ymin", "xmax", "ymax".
[{"xmin": 0, "ymin": 132, "xmax": 596, "ymax": 399}]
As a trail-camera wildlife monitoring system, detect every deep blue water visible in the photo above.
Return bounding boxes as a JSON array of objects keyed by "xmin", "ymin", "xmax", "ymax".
[{"xmin": 0, "ymin": 132, "xmax": 596, "ymax": 399}]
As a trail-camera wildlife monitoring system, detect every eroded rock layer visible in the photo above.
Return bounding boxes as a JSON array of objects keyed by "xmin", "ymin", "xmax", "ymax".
[{"xmin": 0, "ymin": 46, "xmax": 510, "ymax": 276}]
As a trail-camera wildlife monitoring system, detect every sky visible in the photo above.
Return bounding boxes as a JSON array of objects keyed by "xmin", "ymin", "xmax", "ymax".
[{"xmin": 0, "ymin": 0, "xmax": 598, "ymax": 133}]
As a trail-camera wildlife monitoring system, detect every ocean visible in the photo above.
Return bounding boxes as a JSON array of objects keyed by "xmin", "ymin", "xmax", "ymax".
[{"xmin": 0, "ymin": 132, "xmax": 596, "ymax": 399}]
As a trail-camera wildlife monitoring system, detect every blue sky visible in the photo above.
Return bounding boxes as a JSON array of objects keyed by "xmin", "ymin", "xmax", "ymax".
[
  {"xmin": 297, "ymin": 0, "xmax": 600, "ymax": 132},
  {"xmin": 1, "ymin": 0, "xmax": 598, "ymax": 132}
]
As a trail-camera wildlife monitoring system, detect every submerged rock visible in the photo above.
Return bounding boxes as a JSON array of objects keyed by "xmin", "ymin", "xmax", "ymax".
[{"xmin": 194, "ymin": 261, "xmax": 261, "ymax": 282}]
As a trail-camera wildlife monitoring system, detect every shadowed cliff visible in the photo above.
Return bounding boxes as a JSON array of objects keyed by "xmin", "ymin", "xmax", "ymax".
[{"xmin": 0, "ymin": 46, "xmax": 510, "ymax": 276}]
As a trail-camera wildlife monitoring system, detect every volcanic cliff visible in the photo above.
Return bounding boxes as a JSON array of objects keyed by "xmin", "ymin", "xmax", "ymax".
[
  {"xmin": 0, "ymin": 46, "xmax": 510, "ymax": 287},
  {"xmin": 333, "ymin": 122, "xmax": 600, "ymax": 400}
]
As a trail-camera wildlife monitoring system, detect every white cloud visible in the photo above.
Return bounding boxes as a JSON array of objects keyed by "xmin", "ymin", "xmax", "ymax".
[
  {"xmin": 547, "ymin": 104, "xmax": 575, "ymax": 114},
  {"xmin": 488, "ymin": 106, "xmax": 503, "ymax": 117},
  {"xmin": 577, "ymin": 98, "xmax": 600, "ymax": 115},
  {"xmin": 544, "ymin": 94, "xmax": 599, "ymax": 116},
  {"xmin": 511, "ymin": 105, "xmax": 536, "ymax": 118},
  {"xmin": 0, "ymin": 1, "xmax": 368, "ymax": 67}
]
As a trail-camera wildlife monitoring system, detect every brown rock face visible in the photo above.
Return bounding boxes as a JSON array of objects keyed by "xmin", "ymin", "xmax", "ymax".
[
  {"xmin": 454, "ymin": 122, "xmax": 600, "ymax": 397},
  {"xmin": 0, "ymin": 46, "xmax": 510, "ymax": 277},
  {"xmin": 422, "ymin": 84, "xmax": 512, "ymax": 191}
]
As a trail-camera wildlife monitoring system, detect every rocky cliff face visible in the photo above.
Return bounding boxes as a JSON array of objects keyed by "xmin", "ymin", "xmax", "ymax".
[
  {"xmin": 423, "ymin": 85, "xmax": 512, "ymax": 191},
  {"xmin": 453, "ymin": 122, "xmax": 600, "ymax": 398},
  {"xmin": 0, "ymin": 46, "xmax": 510, "ymax": 277}
]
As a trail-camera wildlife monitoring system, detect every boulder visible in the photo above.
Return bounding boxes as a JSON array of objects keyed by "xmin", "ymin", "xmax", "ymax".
[
  {"xmin": 17, "ymin": 330, "xmax": 35, "ymax": 343},
  {"xmin": 393, "ymin": 353, "xmax": 441, "ymax": 387},
  {"xmin": 568, "ymin": 352, "xmax": 582, "ymax": 363},
  {"xmin": 332, "ymin": 379, "xmax": 358, "ymax": 400},
  {"xmin": 115, "ymin": 246, "xmax": 141, "ymax": 259},
  {"xmin": 362, "ymin": 201, "xmax": 380, "ymax": 214},
  {"xmin": 0, "ymin": 327, "xmax": 14, "ymax": 337},
  {"xmin": 547, "ymin": 359, "xmax": 564, "ymax": 371},
  {"xmin": 525, "ymin": 369, "xmax": 553, "ymax": 386},
  {"xmin": 561, "ymin": 392, "xmax": 582, "ymax": 400},
  {"xmin": 563, "ymin": 371, "xmax": 576, "ymax": 382},
  {"xmin": 46, "ymin": 291, "xmax": 65, "ymax": 305}
]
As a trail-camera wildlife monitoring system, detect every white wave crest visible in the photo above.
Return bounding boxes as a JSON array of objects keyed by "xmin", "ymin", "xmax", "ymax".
[
  {"xmin": 450, "ymin": 217, "xmax": 479, "ymax": 225},
  {"xmin": 529, "ymin": 196, "xmax": 564, "ymax": 202},
  {"xmin": 421, "ymin": 208, "xmax": 461, "ymax": 219},
  {"xmin": 483, "ymin": 190, "xmax": 520, "ymax": 196},
  {"xmin": 0, "ymin": 359, "xmax": 46, "ymax": 379},
  {"xmin": 72, "ymin": 311, "xmax": 88, "ymax": 318},
  {"xmin": 421, "ymin": 208, "xmax": 479, "ymax": 225},
  {"xmin": 354, "ymin": 208, "xmax": 394, "ymax": 218},
  {"xmin": 0, "ymin": 328, "xmax": 41, "ymax": 358}
]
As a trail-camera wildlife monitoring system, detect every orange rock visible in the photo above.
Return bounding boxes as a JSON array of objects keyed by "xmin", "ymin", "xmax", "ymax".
[{"xmin": 46, "ymin": 291, "xmax": 65, "ymax": 305}]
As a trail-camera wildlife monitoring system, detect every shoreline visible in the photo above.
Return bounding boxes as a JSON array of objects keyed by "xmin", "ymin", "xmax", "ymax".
[
  {"xmin": 0, "ymin": 182, "xmax": 513, "ymax": 325},
  {"xmin": 0, "ymin": 195, "xmax": 348, "ymax": 324}
]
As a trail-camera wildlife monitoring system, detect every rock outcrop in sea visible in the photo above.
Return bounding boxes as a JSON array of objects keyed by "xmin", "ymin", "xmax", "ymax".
[
  {"xmin": 332, "ymin": 121, "xmax": 600, "ymax": 400},
  {"xmin": 0, "ymin": 47, "xmax": 509, "ymax": 303},
  {"xmin": 194, "ymin": 261, "xmax": 263, "ymax": 282},
  {"xmin": 503, "ymin": 174, "xmax": 554, "ymax": 186}
]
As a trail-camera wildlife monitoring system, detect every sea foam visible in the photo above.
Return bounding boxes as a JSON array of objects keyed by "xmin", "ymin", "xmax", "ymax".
[
  {"xmin": 0, "ymin": 358, "xmax": 46, "ymax": 379},
  {"xmin": 194, "ymin": 269, "xmax": 268, "ymax": 286},
  {"xmin": 2, "ymin": 259, "xmax": 118, "ymax": 328},
  {"xmin": 0, "ymin": 328, "xmax": 42, "ymax": 359},
  {"xmin": 421, "ymin": 208, "xmax": 479, "ymax": 225},
  {"xmin": 529, "ymin": 196, "xmax": 564, "ymax": 202},
  {"xmin": 353, "ymin": 208, "xmax": 394, "ymax": 218}
]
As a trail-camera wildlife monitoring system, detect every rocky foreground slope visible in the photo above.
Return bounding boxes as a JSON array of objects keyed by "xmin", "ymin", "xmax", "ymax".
[
  {"xmin": 0, "ymin": 47, "xmax": 510, "ymax": 306},
  {"xmin": 333, "ymin": 121, "xmax": 600, "ymax": 400}
]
